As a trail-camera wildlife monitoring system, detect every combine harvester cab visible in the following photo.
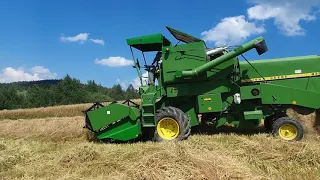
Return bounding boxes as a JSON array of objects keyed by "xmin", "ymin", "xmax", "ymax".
[{"xmin": 84, "ymin": 25, "xmax": 320, "ymax": 143}]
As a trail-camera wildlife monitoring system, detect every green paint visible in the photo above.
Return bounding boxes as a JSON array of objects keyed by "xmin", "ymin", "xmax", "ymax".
[
  {"xmin": 165, "ymin": 26, "xmax": 204, "ymax": 43},
  {"xmin": 162, "ymin": 41, "xmax": 208, "ymax": 84},
  {"xmin": 141, "ymin": 92, "xmax": 157, "ymax": 127},
  {"xmin": 240, "ymin": 85, "xmax": 261, "ymax": 100},
  {"xmin": 215, "ymin": 116, "xmax": 227, "ymax": 127},
  {"xmin": 243, "ymin": 110, "xmax": 263, "ymax": 120},
  {"xmin": 175, "ymin": 36, "xmax": 266, "ymax": 78},
  {"xmin": 126, "ymin": 33, "xmax": 171, "ymax": 51},
  {"xmin": 176, "ymin": 98, "xmax": 199, "ymax": 126},
  {"xmin": 260, "ymin": 83, "xmax": 320, "ymax": 109},
  {"xmin": 84, "ymin": 26, "xmax": 320, "ymax": 142},
  {"xmin": 97, "ymin": 117, "xmax": 142, "ymax": 141},
  {"xmin": 86, "ymin": 103, "xmax": 140, "ymax": 132},
  {"xmin": 197, "ymin": 94, "xmax": 223, "ymax": 113}
]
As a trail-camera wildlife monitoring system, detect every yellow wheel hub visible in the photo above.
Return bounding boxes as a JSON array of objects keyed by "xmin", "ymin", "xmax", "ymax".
[
  {"xmin": 278, "ymin": 124, "xmax": 298, "ymax": 140},
  {"xmin": 157, "ymin": 117, "xmax": 180, "ymax": 140}
]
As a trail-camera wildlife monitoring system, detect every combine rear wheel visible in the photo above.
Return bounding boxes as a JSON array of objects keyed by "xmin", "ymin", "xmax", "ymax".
[
  {"xmin": 272, "ymin": 117, "xmax": 304, "ymax": 141},
  {"xmin": 153, "ymin": 106, "xmax": 191, "ymax": 142}
]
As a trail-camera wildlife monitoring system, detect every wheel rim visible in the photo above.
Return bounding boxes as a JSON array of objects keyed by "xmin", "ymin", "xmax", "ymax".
[
  {"xmin": 278, "ymin": 124, "xmax": 298, "ymax": 140},
  {"xmin": 157, "ymin": 117, "xmax": 180, "ymax": 140}
]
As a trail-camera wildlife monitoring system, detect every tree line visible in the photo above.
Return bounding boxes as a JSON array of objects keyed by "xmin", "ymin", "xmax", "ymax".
[{"xmin": 0, "ymin": 74, "xmax": 140, "ymax": 110}]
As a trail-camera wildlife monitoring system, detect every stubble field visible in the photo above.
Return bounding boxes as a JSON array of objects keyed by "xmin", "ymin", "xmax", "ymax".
[{"xmin": 0, "ymin": 103, "xmax": 320, "ymax": 180}]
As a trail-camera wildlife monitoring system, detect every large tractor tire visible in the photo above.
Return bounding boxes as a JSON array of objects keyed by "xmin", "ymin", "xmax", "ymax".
[
  {"xmin": 153, "ymin": 106, "xmax": 191, "ymax": 142},
  {"xmin": 272, "ymin": 117, "xmax": 304, "ymax": 141}
]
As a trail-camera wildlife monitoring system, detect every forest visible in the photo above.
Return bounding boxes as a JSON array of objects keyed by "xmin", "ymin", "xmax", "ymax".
[{"xmin": 0, "ymin": 74, "xmax": 140, "ymax": 110}]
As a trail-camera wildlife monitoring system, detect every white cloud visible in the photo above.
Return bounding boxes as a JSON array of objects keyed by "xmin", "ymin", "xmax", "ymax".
[
  {"xmin": 31, "ymin": 66, "xmax": 49, "ymax": 74},
  {"xmin": 116, "ymin": 71, "xmax": 148, "ymax": 90},
  {"xmin": 201, "ymin": 0, "xmax": 320, "ymax": 45},
  {"xmin": 95, "ymin": 56, "xmax": 134, "ymax": 67},
  {"xmin": 60, "ymin": 33, "xmax": 89, "ymax": 43},
  {"xmin": 201, "ymin": 15, "xmax": 265, "ymax": 46},
  {"xmin": 132, "ymin": 71, "xmax": 148, "ymax": 89},
  {"xmin": 247, "ymin": 0, "xmax": 320, "ymax": 36},
  {"xmin": 31, "ymin": 66, "xmax": 57, "ymax": 79},
  {"xmin": 60, "ymin": 33, "xmax": 105, "ymax": 45},
  {"xmin": 90, "ymin": 39, "xmax": 104, "ymax": 45},
  {"xmin": 0, "ymin": 66, "xmax": 57, "ymax": 83}
]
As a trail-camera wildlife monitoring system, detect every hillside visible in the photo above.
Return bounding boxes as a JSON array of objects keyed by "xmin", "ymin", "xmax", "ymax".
[
  {"xmin": 0, "ymin": 74, "xmax": 139, "ymax": 110},
  {"xmin": 0, "ymin": 79, "xmax": 62, "ymax": 90}
]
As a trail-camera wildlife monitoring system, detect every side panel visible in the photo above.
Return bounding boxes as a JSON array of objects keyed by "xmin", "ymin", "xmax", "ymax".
[
  {"xmin": 177, "ymin": 100, "xmax": 199, "ymax": 126},
  {"xmin": 240, "ymin": 55, "xmax": 320, "ymax": 91},
  {"xmin": 165, "ymin": 97, "xmax": 199, "ymax": 126},
  {"xmin": 240, "ymin": 85, "xmax": 261, "ymax": 100},
  {"xmin": 243, "ymin": 110, "xmax": 263, "ymax": 120},
  {"xmin": 96, "ymin": 117, "xmax": 142, "ymax": 141},
  {"xmin": 162, "ymin": 41, "xmax": 207, "ymax": 84},
  {"xmin": 196, "ymin": 94, "xmax": 223, "ymax": 113},
  {"xmin": 166, "ymin": 80, "xmax": 232, "ymax": 97},
  {"xmin": 307, "ymin": 76, "xmax": 320, "ymax": 92},
  {"xmin": 260, "ymin": 83, "xmax": 320, "ymax": 109},
  {"xmin": 240, "ymin": 55, "xmax": 320, "ymax": 79}
]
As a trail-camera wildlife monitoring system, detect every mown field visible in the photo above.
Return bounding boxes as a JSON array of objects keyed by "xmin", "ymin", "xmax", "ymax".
[
  {"xmin": 0, "ymin": 103, "xmax": 320, "ymax": 180},
  {"xmin": 0, "ymin": 99, "xmax": 141, "ymax": 120}
]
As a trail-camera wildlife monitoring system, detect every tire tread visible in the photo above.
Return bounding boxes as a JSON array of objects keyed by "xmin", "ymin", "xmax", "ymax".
[
  {"xmin": 271, "ymin": 116, "xmax": 304, "ymax": 141},
  {"xmin": 154, "ymin": 106, "xmax": 191, "ymax": 142}
]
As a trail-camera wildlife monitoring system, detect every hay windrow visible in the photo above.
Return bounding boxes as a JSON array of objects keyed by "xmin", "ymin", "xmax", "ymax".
[
  {"xmin": 0, "ymin": 116, "xmax": 87, "ymax": 142},
  {"xmin": 0, "ymin": 99, "xmax": 141, "ymax": 120},
  {"xmin": 0, "ymin": 115, "xmax": 319, "ymax": 179},
  {"xmin": 287, "ymin": 108, "xmax": 320, "ymax": 135}
]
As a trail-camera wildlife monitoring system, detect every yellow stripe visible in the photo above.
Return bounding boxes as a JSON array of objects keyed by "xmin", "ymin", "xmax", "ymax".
[
  {"xmin": 241, "ymin": 72, "xmax": 320, "ymax": 83},
  {"xmin": 204, "ymin": 98, "xmax": 212, "ymax": 102}
]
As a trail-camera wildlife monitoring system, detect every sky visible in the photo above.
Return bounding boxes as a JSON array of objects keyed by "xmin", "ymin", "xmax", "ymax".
[{"xmin": 1, "ymin": 0, "xmax": 320, "ymax": 89}]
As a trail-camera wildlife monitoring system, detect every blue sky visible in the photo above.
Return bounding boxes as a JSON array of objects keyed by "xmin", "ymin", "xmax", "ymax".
[{"xmin": 0, "ymin": 0, "xmax": 320, "ymax": 89}]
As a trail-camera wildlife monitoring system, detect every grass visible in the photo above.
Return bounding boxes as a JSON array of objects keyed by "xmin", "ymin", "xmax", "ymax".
[
  {"xmin": 0, "ymin": 110, "xmax": 320, "ymax": 179},
  {"xmin": 0, "ymin": 103, "xmax": 320, "ymax": 179},
  {"xmin": 0, "ymin": 99, "xmax": 141, "ymax": 120}
]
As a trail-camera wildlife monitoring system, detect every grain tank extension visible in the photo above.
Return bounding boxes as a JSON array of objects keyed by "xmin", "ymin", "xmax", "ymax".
[{"xmin": 84, "ymin": 26, "xmax": 320, "ymax": 142}]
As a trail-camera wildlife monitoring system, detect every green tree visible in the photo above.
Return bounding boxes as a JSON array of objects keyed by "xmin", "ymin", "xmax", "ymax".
[
  {"xmin": 125, "ymin": 84, "xmax": 139, "ymax": 99},
  {"xmin": 86, "ymin": 80, "xmax": 98, "ymax": 92},
  {"xmin": 85, "ymin": 92, "xmax": 113, "ymax": 103},
  {"xmin": 0, "ymin": 74, "xmax": 139, "ymax": 110},
  {"xmin": 25, "ymin": 86, "xmax": 57, "ymax": 108},
  {"xmin": 0, "ymin": 87, "xmax": 24, "ymax": 110},
  {"xmin": 55, "ymin": 74, "xmax": 87, "ymax": 104},
  {"xmin": 108, "ymin": 84, "xmax": 125, "ymax": 101}
]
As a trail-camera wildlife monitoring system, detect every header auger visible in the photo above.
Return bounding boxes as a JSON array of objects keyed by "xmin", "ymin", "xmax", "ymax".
[{"xmin": 84, "ymin": 25, "xmax": 320, "ymax": 143}]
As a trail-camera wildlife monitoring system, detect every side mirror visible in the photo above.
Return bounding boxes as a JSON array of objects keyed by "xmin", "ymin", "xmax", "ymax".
[{"xmin": 254, "ymin": 39, "xmax": 268, "ymax": 55}]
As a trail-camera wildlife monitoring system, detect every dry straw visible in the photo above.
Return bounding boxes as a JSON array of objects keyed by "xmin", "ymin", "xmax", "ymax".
[{"xmin": 0, "ymin": 102, "xmax": 319, "ymax": 179}]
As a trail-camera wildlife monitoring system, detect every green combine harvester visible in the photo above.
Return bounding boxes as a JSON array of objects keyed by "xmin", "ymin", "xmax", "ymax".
[{"xmin": 84, "ymin": 26, "xmax": 320, "ymax": 142}]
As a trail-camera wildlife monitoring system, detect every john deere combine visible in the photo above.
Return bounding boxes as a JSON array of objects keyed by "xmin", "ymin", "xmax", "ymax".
[{"xmin": 84, "ymin": 26, "xmax": 320, "ymax": 142}]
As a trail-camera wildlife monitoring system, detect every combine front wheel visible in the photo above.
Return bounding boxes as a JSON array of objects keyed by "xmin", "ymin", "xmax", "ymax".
[
  {"xmin": 153, "ymin": 106, "xmax": 191, "ymax": 142},
  {"xmin": 272, "ymin": 117, "xmax": 304, "ymax": 141}
]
